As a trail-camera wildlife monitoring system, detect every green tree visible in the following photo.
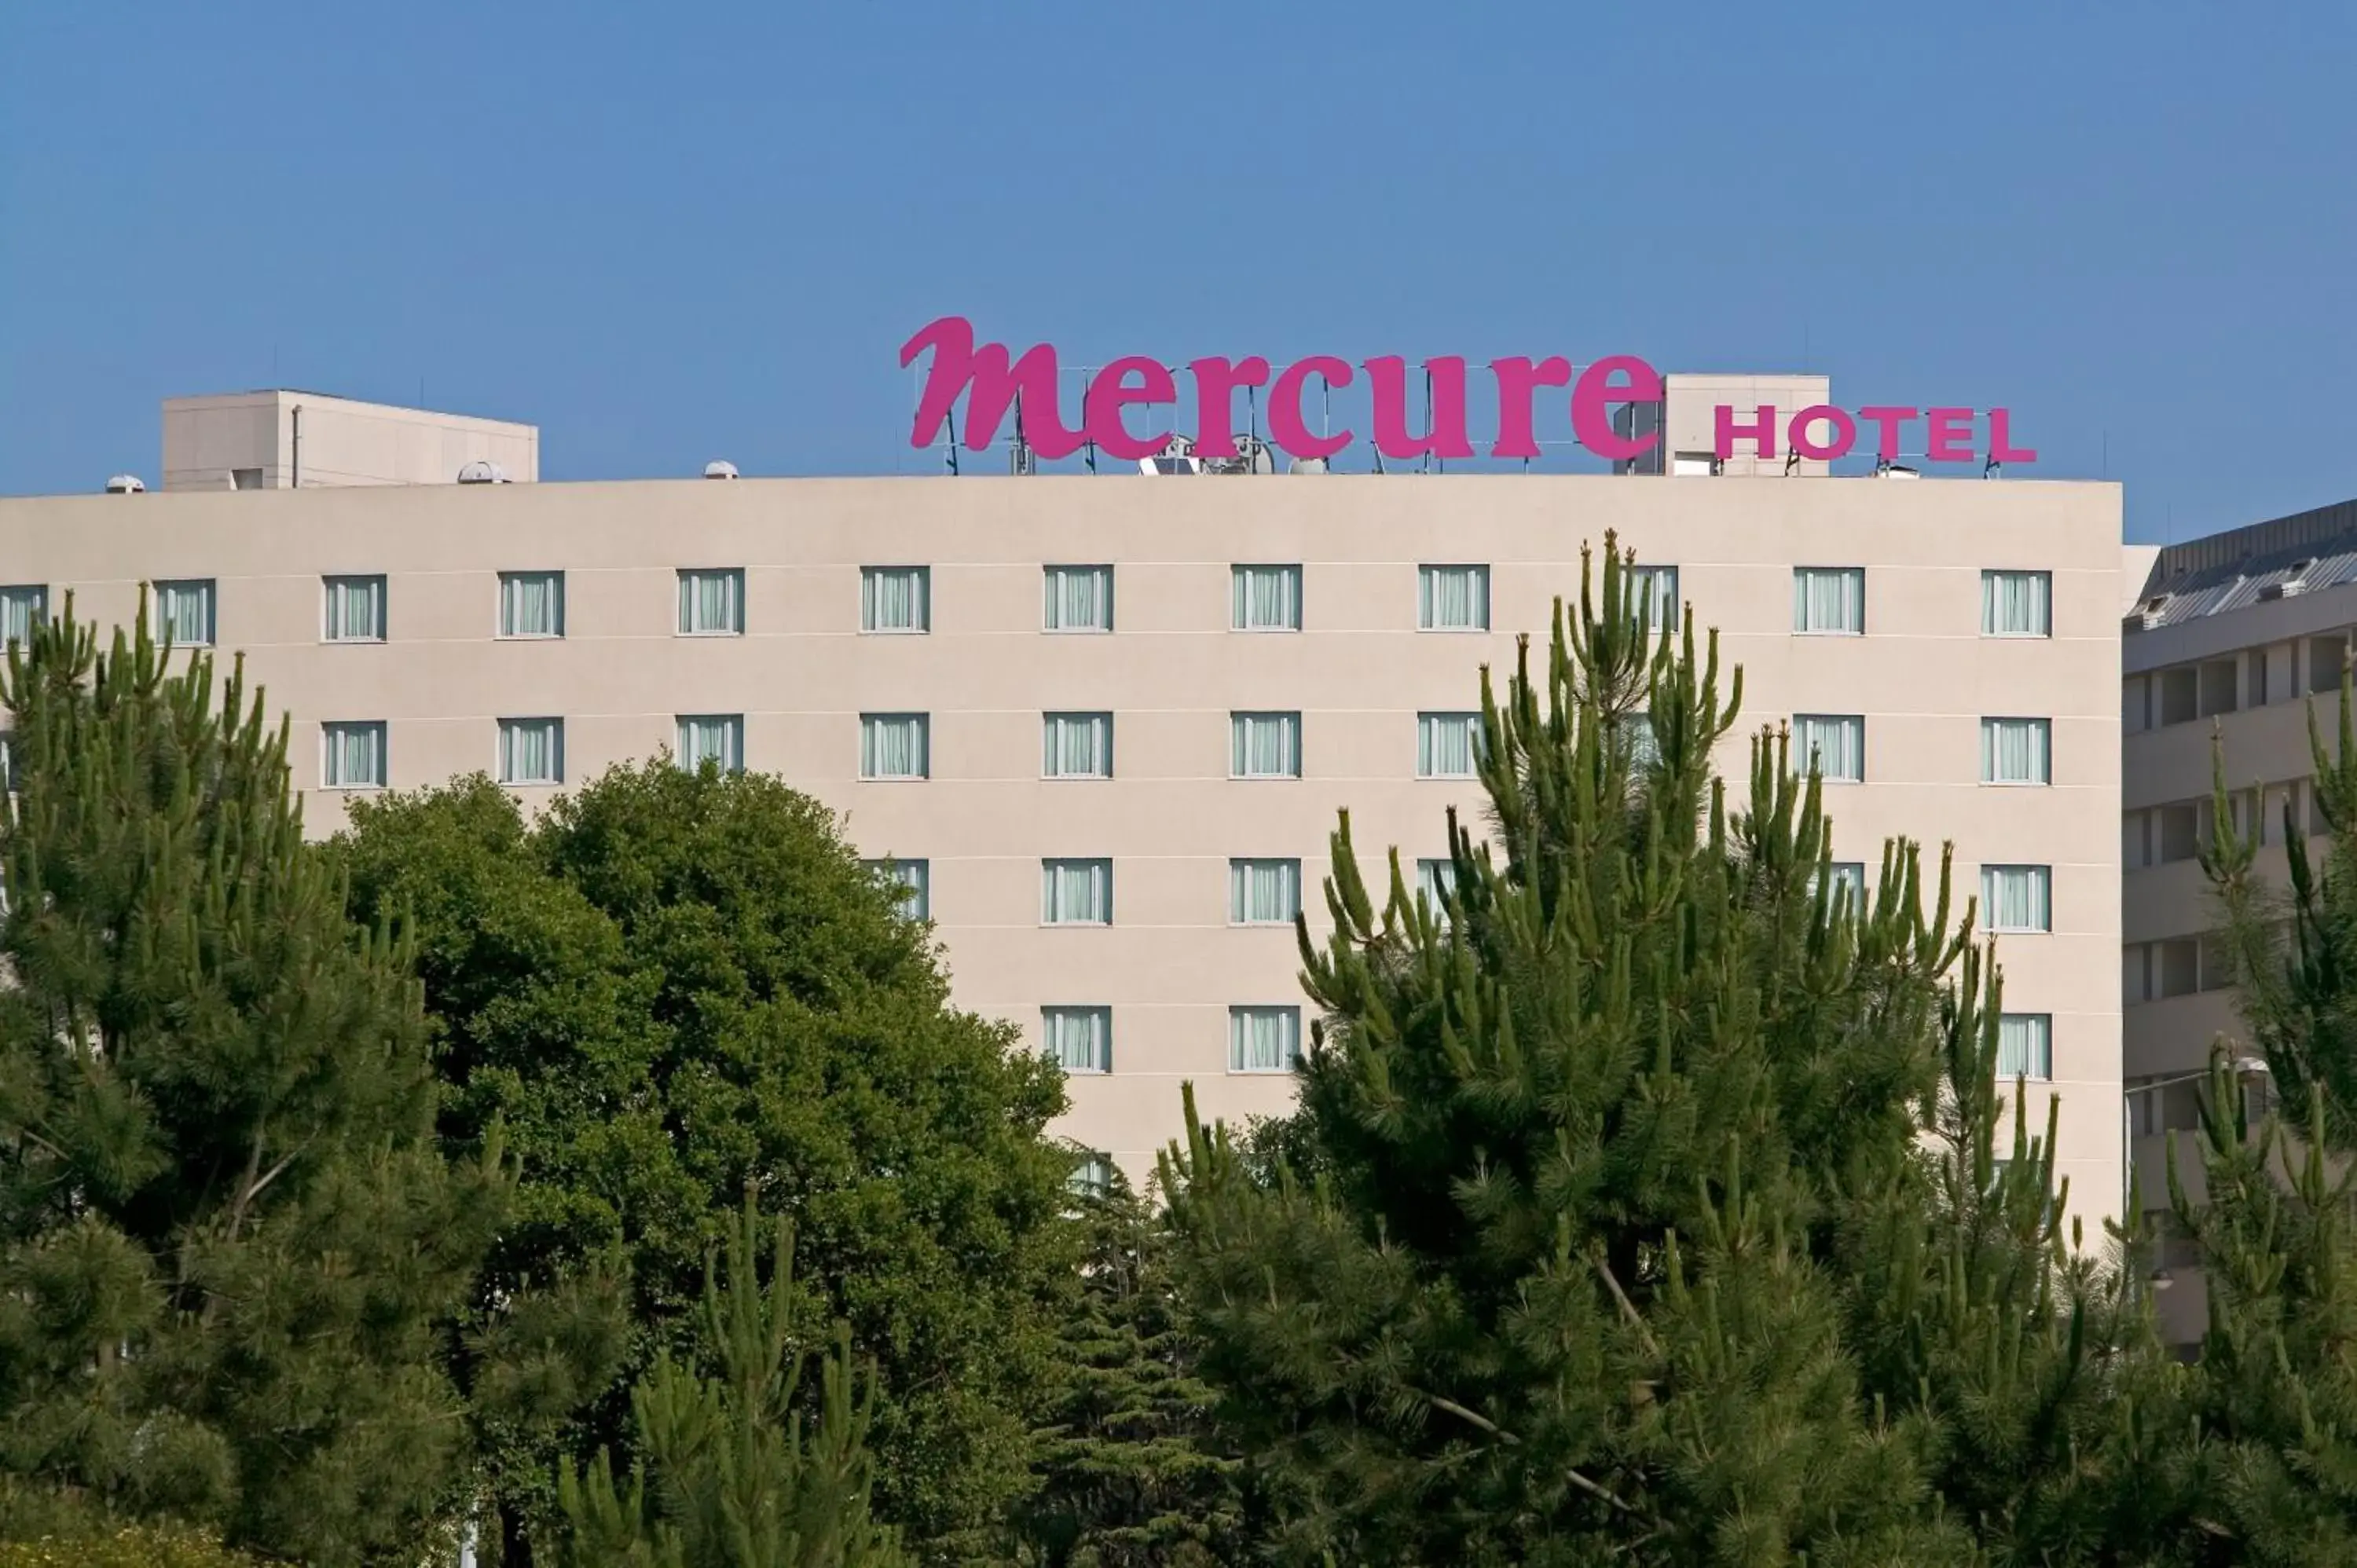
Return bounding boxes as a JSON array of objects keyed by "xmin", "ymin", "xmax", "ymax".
[
  {"xmin": 554, "ymin": 1197, "xmax": 907, "ymax": 1568},
  {"xmin": 0, "ymin": 601, "xmax": 508, "ymax": 1564},
  {"xmin": 1160, "ymin": 537, "xmax": 2149, "ymax": 1565},
  {"xmin": 332, "ymin": 761, "xmax": 1077, "ymax": 1562},
  {"xmin": 1016, "ymin": 1172, "xmax": 1240, "ymax": 1568}
]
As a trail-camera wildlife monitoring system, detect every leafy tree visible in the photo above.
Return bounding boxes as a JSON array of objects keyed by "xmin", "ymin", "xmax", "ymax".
[
  {"xmin": 1160, "ymin": 537, "xmax": 2150, "ymax": 1565},
  {"xmin": 332, "ymin": 761, "xmax": 1077, "ymax": 1562},
  {"xmin": 554, "ymin": 1197, "xmax": 906, "ymax": 1568},
  {"xmin": 0, "ymin": 601, "xmax": 507, "ymax": 1564},
  {"xmin": 1016, "ymin": 1172, "xmax": 1240, "ymax": 1568}
]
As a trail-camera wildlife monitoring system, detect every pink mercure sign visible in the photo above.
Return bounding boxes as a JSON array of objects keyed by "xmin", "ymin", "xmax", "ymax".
[{"xmin": 901, "ymin": 316, "xmax": 2035, "ymax": 467}]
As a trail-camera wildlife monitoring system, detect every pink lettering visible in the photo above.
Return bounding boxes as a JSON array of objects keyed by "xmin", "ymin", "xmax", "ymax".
[
  {"xmin": 900, "ymin": 315, "xmax": 1084, "ymax": 459},
  {"xmin": 1571, "ymin": 356, "xmax": 1663, "ymax": 462},
  {"xmin": 1925, "ymin": 406, "xmax": 1975, "ymax": 463},
  {"xmin": 1987, "ymin": 408, "xmax": 2037, "ymax": 464},
  {"xmin": 1270, "ymin": 357, "xmax": 1352, "ymax": 461},
  {"xmin": 1085, "ymin": 357, "xmax": 1178, "ymax": 463},
  {"xmin": 1187, "ymin": 356, "xmax": 1273, "ymax": 460},
  {"xmin": 1488, "ymin": 356, "xmax": 1572, "ymax": 460},
  {"xmin": 1715, "ymin": 404, "xmax": 1778, "ymax": 462},
  {"xmin": 1856, "ymin": 406, "xmax": 1917, "ymax": 462},
  {"xmin": 1789, "ymin": 404, "xmax": 1857, "ymax": 463},
  {"xmin": 1366, "ymin": 356, "xmax": 1474, "ymax": 463}
]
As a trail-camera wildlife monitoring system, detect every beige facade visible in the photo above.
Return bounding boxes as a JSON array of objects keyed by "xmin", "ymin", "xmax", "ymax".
[
  {"xmin": 0, "ymin": 438, "xmax": 2126, "ymax": 1222},
  {"xmin": 2121, "ymin": 496, "xmax": 2357, "ymax": 1340},
  {"xmin": 161, "ymin": 390, "xmax": 539, "ymax": 492}
]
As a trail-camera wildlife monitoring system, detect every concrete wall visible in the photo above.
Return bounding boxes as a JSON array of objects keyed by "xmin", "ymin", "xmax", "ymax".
[{"xmin": 161, "ymin": 390, "xmax": 538, "ymax": 491}]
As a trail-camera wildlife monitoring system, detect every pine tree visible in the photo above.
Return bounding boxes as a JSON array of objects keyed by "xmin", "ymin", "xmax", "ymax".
[
  {"xmin": 553, "ymin": 1196, "xmax": 906, "ymax": 1568},
  {"xmin": 0, "ymin": 599, "xmax": 508, "ymax": 1563}
]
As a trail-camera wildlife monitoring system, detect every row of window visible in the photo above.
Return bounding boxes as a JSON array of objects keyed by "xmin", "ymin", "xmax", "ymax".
[
  {"xmin": 310, "ymin": 709, "xmax": 2065, "ymax": 789},
  {"xmin": 2128, "ymin": 633, "xmax": 2352, "ymax": 733},
  {"xmin": 0, "ymin": 566, "xmax": 2059, "ymax": 649}
]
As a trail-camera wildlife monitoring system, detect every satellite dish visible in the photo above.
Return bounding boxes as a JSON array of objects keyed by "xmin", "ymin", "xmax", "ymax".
[
  {"xmin": 1288, "ymin": 455, "xmax": 1329, "ymax": 475},
  {"xmin": 704, "ymin": 460, "xmax": 740, "ymax": 480},
  {"xmin": 1140, "ymin": 434, "xmax": 1200, "ymax": 476},
  {"xmin": 457, "ymin": 460, "xmax": 511, "ymax": 485},
  {"xmin": 104, "ymin": 474, "xmax": 147, "ymax": 494}
]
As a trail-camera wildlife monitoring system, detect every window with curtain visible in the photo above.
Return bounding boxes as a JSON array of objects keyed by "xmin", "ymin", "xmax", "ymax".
[
  {"xmin": 1068, "ymin": 1152, "xmax": 1115, "ymax": 1199},
  {"xmin": 1229, "ymin": 1006, "xmax": 1301, "ymax": 1073},
  {"xmin": 1041, "ymin": 859, "xmax": 1113, "ymax": 925},
  {"xmin": 1416, "ymin": 858, "xmax": 1457, "ymax": 918},
  {"xmin": 498, "ymin": 717, "xmax": 563, "ymax": 786},
  {"xmin": 1043, "ymin": 713, "xmax": 1113, "ymax": 778},
  {"xmin": 1981, "ymin": 717, "xmax": 2052, "ymax": 784},
  {"xmin": 1417, "ymin": 712, "xmax": 1483, "ymax": 778},
  {"xmin": 321, "ymin": 721, "xmax": 386, "ymax": 789},
  {"xmin": 0, "ymin": 586, "xmax": 46, "ymax": 650},
  {"xmin": 1792, "ymin": 714, "xmax": 1865, "ymax": 782},
  {"xmin": 1792, "ymin": 567, "xmax": 1864, "ymax": 634},
  {"xmin": 861, "ymin": 566, "xmax": 929, "ymax": 632},
  {"xmin": 1982, "ymin": 570, "xmax": 2051, "ymax": 637},
  {"xmin": 1230, "ymin": 712, "xmax": 1302, "ymax": 778},
  {"xmin": 1628, "ymin": 713, "xmax": 1660, "ymax": 768},
  {"xmin": 156, "ymin": 579, "xmax": 216, "ymax": 647},
  {"xmin": 1981, "ymin": 865, "xmax": 2052, "ymax": 932},
  {"xmin": 1043, "ymin": 565, "xmax": 1114, "ymax": 632},
  {"xmin": 1231, "ymin": 565, "xmax": 1302, "ymax": 631},
  {"xmin": 676, "ymin": 714, "xmax": 745, "ymax": 775},
  {"xmin": 862, "ymin": 858, "xmax": 929, "ymax": 919},
  {"xmin": 322, "ymin": 575, "xmax": 386, "ymax": 641},
  {"xmin": 860, "ymin": 713, "xmax": 929, "ymax": 779},
  {"xmin": 677, "ymin": 569, "xmax": 746, "ymax": 635},
  {"xmin": 498, "ymin": 570, "xmax": 564, "ymax": 637},
  {"xmin": 1228, "ymin": 858, "xmax": 1301, "ymax": 925},
  {"xmin": 1043, "ymin": 1006, "xmax": 1113, "ymax": 1074},
  {"xmin": 1627, "ymin": 565, "xmax": 1679, "ymax": 629},
  {"xmin": 1812, "ymin": 861, "xmax": 1867, "ymax": 910},
  {"xmin": 1418, "ymin": 565, "xmax": 1490, "ymax": 631},
  {"xmin": 1996, "ymin": 1013, "xmax": 2053, "ymax": 1081}
]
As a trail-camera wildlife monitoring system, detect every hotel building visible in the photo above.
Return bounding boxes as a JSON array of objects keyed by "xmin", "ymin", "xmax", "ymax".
[{"xmin": 0, "ymin": 386, "xmax": 2127, "ymax": 1221}]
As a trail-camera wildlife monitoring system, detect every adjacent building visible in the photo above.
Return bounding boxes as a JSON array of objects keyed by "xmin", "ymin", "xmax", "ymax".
[{"xmin": 0, "ymin": 390, "xmax": 2127, "ymax": 1224}]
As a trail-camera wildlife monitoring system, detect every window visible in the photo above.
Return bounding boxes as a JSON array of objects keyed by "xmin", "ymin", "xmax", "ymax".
[
  {"xmin": 156, "ymin": 579, "xmax": 215, "ymax": 647},
  {"xmin": 1229, "ymin": 1006, "xmax": 1302, "ymax": 1073},
  {"xmin": 860, "ymin": 713, "xmax": 929, "ymax": 779},
  {"xmin": 1416, "ymin": 858, "xmax": 1457, "ymax": 912},
  {"xmin": 1627, "ymin": 713, "xmax": 1660, "ymax": 768},
  {"xmin": 1792, "ymin": 714, "xmax": 1865, "ymax": 782},
  {"xmin": 1229, "ymin": 858, "xmax": 1301, "ymax": 925},
  {"xmin": 498, "ymin": 717, "xmax": 564, "ymax": 786},
  {"xmin": 0, "ymin": 585, "xmax": 46, "ymax": 649},
  {"xmin": 1981, "ymin": 718, "xmax": 2052, "ymax": 785},
  {"xmin": 863, "ymin": 858, "xmax": 929, "ymax": 919},
  {"xmin": 1792, "ymin": 567, "xmax": 1864, "ymax": 634},
  {"xmin": 321, "ymin": 721, "xmax": 387, "ymax": 789},
  {"xmin": 1042, "ymin": 859, "xmax": 1113, "ymax": 925},
  {"xmin": 1044, "ymin": 565, "xmax": 1114, "ymax": 632},
  {"xmin": 1231, "ymin": 565, "xmax": 1302, "ymax": 631},
  {"xmin": 1981, "ymin": 865, "xmax": 2052, "ymax": 933},
  {"xmin": 1627, "ymin": 565, "xmax": 1679, "ymax": 629},
  {"xmin": 322, "ymin": 575, "xmax": 386, "ymax": 642},
  {"xmin": 676, "ymin": 714, "xmax": 744, "ymax": 775},
  {"xmin": 1816, "ymin": 861, "xmax": 1867, "ymax": 907},
  {"xmin": 232, "ymin": 467, "xmax": 263, "ymax": 491},
  {"xmin": 1981, "ymin": 570, "xmax": 2051, "ymax": 637},
  {"xmin": 2157, "ymin": 802, "xmax": 2199, "ymax": 862},
  {"xmin": 1043, "ymin": 1006, "xmax": 1113, "ymax": 1074},
  {"xmin": 1043, "ymin": 713, "xmax": 1113, "ymax": 779},
  {"xmin": 1069, "ymin": 1152, "xmax": 1115, "ymax": 1200},
  {"xmin": 1230, "ymin": 712, "xmax": 1303, "ymax": 779},
  {"xmin": 2158, "ymin": 667, "xmax": 2198, "ymax": 726},
  {"xmin": 2309, "ymin": 636, "xmax": 2348, "ymax": 696},
  {"xmin": 678, "ymin": 569, "xmax": 746, "ymax": 635},
  {"xmin": 498, "ymin": 571, "xmax": 564, "ymax": 638},
  {"xmin": 861, "ymin": 566, "xmax": 929, "ymax": 633},
  {"xmin": 1418, "ymin": 565, "xmax": 1490, "ymax": 631},
  {"xmin": 1996, "ymin": 1014, "xmax": 2053, "ymax": 1081},
  {"xmin": 1417, "ymin": 712, "xmax": 1483, "ymax": 779}
]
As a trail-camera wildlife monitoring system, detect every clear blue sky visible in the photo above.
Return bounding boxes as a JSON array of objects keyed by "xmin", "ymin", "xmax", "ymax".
[{"xmin": 2, "ymin": 1, "xmax": 2348, "ymax": 543}]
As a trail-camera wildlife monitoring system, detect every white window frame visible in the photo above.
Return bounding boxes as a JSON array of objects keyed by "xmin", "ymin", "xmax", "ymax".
[
  {"xmin": 1228, "ymin": 858, "xmax": 1303, "ymax": 926},
  {"xmin": 1040, "ymin": 858, "xmax": 1114, "ymax": 926},
  {"xmin": 861, "ymin": 566, "xmax": 931, "ymax": 634},
  {"xmin": 1996, "ymin": 1013, "xmax": 2054, "ymax": 1082},
  {"xmin": 321, "ymin": 720, "xmax": 387, "ymax": 790},
  {"xmin": 676, "ymin": 713, "xmax": 746, "ymax": 775},
  {"xmin": 1230, "ymin": 565, "xmax": 1303, "ymax": 632},
  {"xmin": 859, "ymin": 713, "xmax": 930, "ymax": 780},
  {"xmin": 156, "ymin": 578, "xmax": 216, "ymax": 647},
  {"xmin": 1792, "ymin": 714, "xmax": 1866, "ymax": 783},
  {"xmin": 1981, "ymin": 864, "xmax": 2054, "ymax": 934},
  {"xmin": 1043, "ymin": 1006, "xmax": 1113, "ymax": 1075},
  {"xmin": 1228, "ymin": 1005, "xmax": 1302, "ymax": 1074},
  {"xmin": 1417, "ymin": 712, "xmax": 1483, "ymax": 779},
  {"xmin": 863, "ymin": 857, "xmax": 929, "ymax": 919},
  {"xmin": 1627, "ymin": 565, "xmax": 1679, "ymax": 630},
  {"xmin": 1043, "ymin": 565, "xmax": 1115, "ymax": 632},
  {"xmin": 497, "ymin": 570, "xmax": 565, "ymax": 639},
  {"xmin": 1042, "ymin": 712, "xmax": 1113, "ymax": 779},
  {"xmin": 322, "ymin": 575, "xmax": 387, "ymax": 643},
  {"xmin": 1068, "ymin": 1152, "xmax": 1115, "ymax": 1199},
  {"xmin": 1416, "ymin": 857, "xmax": 1457, "ymax": 916},
  {"xmin": 1417, "ymin": 564, "xmax": 1491, "ymax": 632},
  {"xmin": 1815, "ymin": 861, "xmax": 1868, "ymax": 908},
  {"xmin": 1230, "ymin": 711, "xmax": 1303, "ymax": 779},
  {"xmin": 497, "ymin": 716, "xmax": 565, "ymax": 786},
  {"xmin": 0, "ymin": 584, "xmax": 48, "ymax": 649},
  {"xmin": 1981, "ymin": 570, "xmax": 2052, "ymax": 638},
  {"xmin": 1791, "ymin": 567, "xmax": 1865, "ymax": 636},
  {"xmin": 676, "ymin": 568, "xmax": 746, "ymax": 636},
  {"xmin": 1980, "ymin": 716, "xmax": 2053, "ymax": 786}
]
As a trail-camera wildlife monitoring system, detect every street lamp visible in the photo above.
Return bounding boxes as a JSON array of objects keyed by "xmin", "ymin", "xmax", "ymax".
[{"xmin": 2121, "ymin": 1052, "xmax": 2270, "ymax": 1273}]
